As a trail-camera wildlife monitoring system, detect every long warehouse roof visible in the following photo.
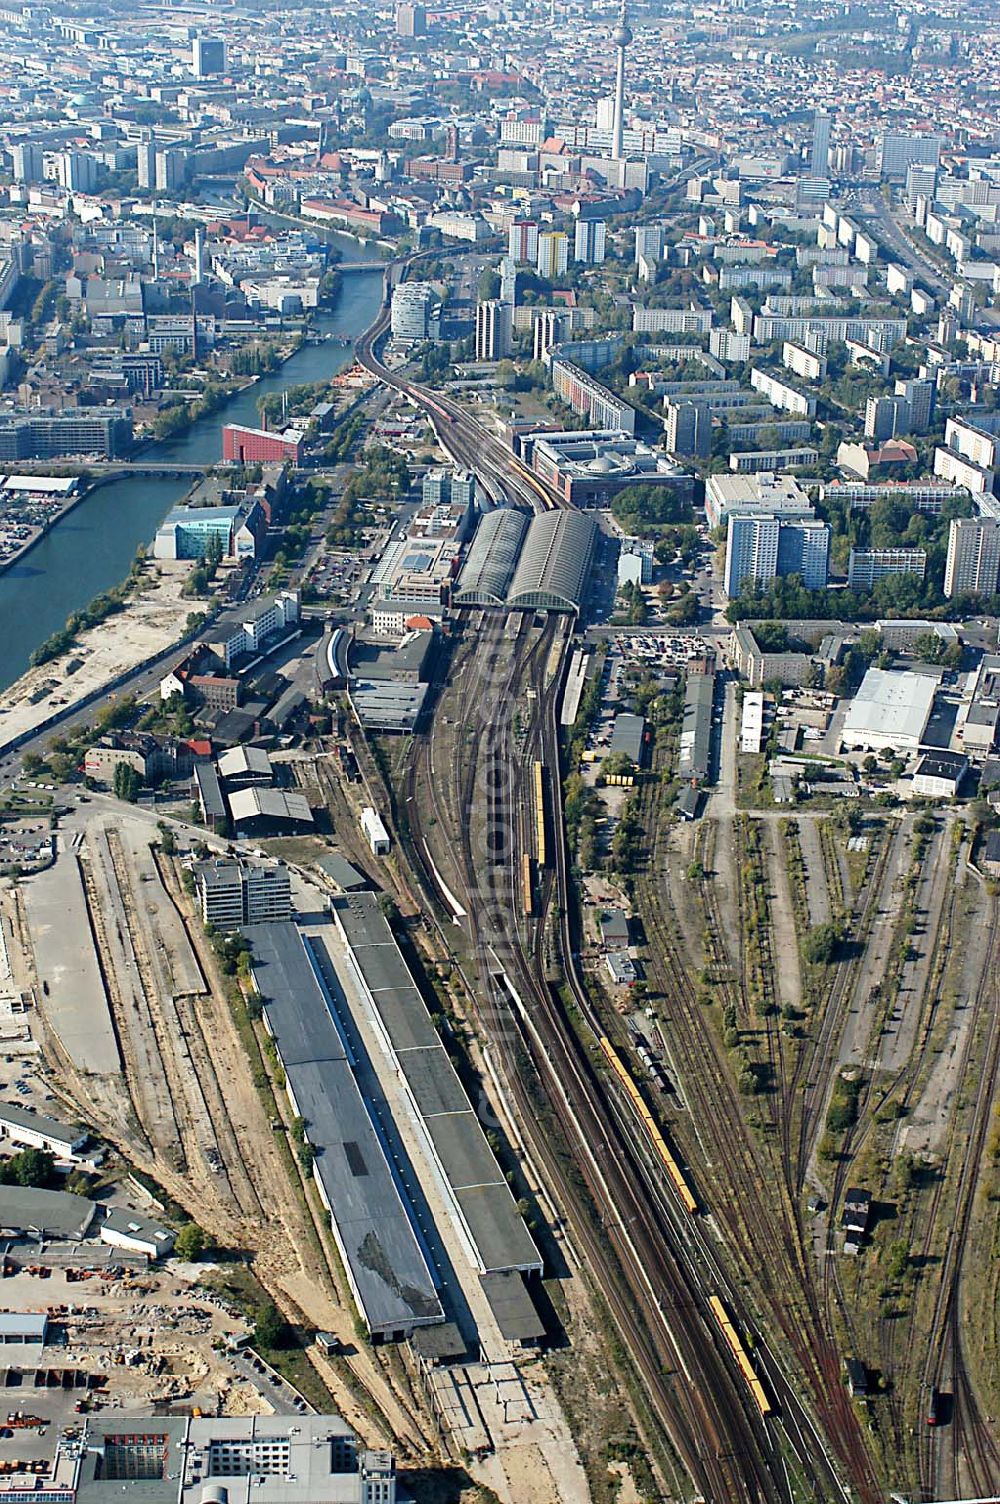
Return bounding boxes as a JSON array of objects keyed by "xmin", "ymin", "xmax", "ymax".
[
  {"xmin": 506, "ymin": 510, "xmax": 599, "ymax": 613},
  {"xmin": 452, "ymin": 506, "xmax": 530, "ymax": 607},
  {"xmin": 328, "ymin": 893, "xmax": 542, "ymax": 1276},
  {"xmin": 244, "ymin": 922, "xmax": 443, "ymax": 1339}
]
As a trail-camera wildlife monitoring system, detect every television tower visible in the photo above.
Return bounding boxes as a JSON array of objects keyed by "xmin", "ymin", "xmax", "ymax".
[{"xmin": 611, "ymin": 1, "xmax": 632, "ymax": 162}]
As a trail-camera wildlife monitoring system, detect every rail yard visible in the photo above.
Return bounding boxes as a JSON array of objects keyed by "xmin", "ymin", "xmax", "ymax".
[{"xmin": 0, "ymin": 247, "xmax": 997, "ymax": 1504}]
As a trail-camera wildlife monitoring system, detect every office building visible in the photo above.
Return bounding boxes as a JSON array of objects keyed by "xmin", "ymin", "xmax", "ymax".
[
  {"xmin": 389, "ymin": 281, "xmax": 441, "ymax": 341},
  {"xmin": 0, "ymin": 409, "xmax": 132, "ymax": 460},
  {"xmin": 476, "ymin": 298, "xmax": 512, "ymax": 360},
  {"xmin": 530, "ymin": 430, "xmax": 692, "ymax": 508},
  {"xmin": 724, "ymin": 512, "xmax": 829, "ymax": 597},
  {"xmin": 422, "ymin": 467, "xmax": 475, "ymax": 510},
  {"xmin": 222, "ymin": 423, "xmax": 304, "ymax": 465},
  {"xmin": 847, "ymin": 548, "xmax": 927, "ymax": 590},
  {"xmin": 65, "ymin": 1413, "xmax": 396, "ymax": 1504},
  {"xmin": 153, "ymin": 505, "xmax": 242, "ymax": 561},
  {"xmin": 878, "ymin": 131, "xmax": 943, "ymax": 180},
  {"xmin": 664, "ymin": 399, "xmax": 711, "ymax": 459},
  {"xmin": 536, "ymin": 231, "xmax": 569, "ymax": 280},
  {"xmin": 192, "ymin": 35, "xmax": 225, "ymax": 75},
  {"xmin": 810, "ymin": 110, "xmax": 831, "ymax": 174},
  {"xmin": 705, "ymin": 470, "xmax": 813, "ymax": 529},
  {"xmin": 574, "ymin": 218, "xmax": 606, "ymax": 264},
  {"xmin": 396, "ymin": 1, "xmax": 426, "ymax": 35},
  {"xmin": 196, "ymin": 858, "xmax": 292, "ymax": 928},
  {"xmin": 944, "ymin": 517, "xmax": 1000, "ymax": 598},
  {"xmin": 509, "ymin": 219, "xmax": 539, "ymax": 264},
  {"xmin": 11, "ymin": 142, "xmax": 43, "ymax": 183}
]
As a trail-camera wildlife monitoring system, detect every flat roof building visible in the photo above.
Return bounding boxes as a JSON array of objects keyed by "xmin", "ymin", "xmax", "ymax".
[
  {"xmin": 530, "ymin": 429, "xmax": 692, "ymax": 509},
  {"xmin": 328, "ymin": 894, "xmax": 541, "ymax": 1277},
  {"xmin": 0, "ymin": 1103, "xmax": 87, "ymax": 1160},
  {"xmin": 246, "ymin": 923, "xmax": 442, "ymax": 1341},
  {"xmin": 196, "ymin": 858, "xmax": 292, "ymax": 928},
  {"xmin": 841, "ymin": 668, "xmax": 938, "ymax": 753}
]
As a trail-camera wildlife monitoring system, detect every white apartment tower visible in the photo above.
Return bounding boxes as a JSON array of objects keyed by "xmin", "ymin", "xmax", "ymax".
[
  {"xmin": 475, "ymin": 299, "xmax": 512, "ymax": 361},
  {"xmin": 944, "ymin": 517, "xmax": 1000, "ymax": 598}
]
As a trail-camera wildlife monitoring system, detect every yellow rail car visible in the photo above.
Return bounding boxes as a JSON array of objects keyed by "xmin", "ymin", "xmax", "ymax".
[
  {"xmin": 533, "ymin": 760, "xmax": 547, "ymax": 869},
  {"xmin": 521, "ymin": 851, "xmax": 534, "ymax": 918},
  {"xmin": 708, "ymin": 1295, "xmax": 773, "ymax": 1418},
  {"xmin": 598, "ymin": 1037, "xmax": 698, "ymax": 1216}
]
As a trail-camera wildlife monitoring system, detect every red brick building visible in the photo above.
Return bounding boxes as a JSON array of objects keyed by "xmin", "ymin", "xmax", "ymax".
[{"xmin": 222, "ymin": 423, "xmax": 304, "ymax": 465}]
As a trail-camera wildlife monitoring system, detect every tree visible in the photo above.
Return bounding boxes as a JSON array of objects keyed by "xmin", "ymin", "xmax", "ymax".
[
  {"xmin": 112, "ymin": 762, "xmax": 141, "ymax": 803},
  {"xmin": 174, "ymin": 1222, "xmax": 208, "ymax": 1260},
  {"xmin": 0, "ymin": 1148, "xmax": 57, "ymax": 1188},
  {"xmin": 802, "ymin": 919, "xmax": 844, "ymax": 965},
  {"xmin": 253, "ymin": 1301, "xmax": 289, "ymax": 1351}
]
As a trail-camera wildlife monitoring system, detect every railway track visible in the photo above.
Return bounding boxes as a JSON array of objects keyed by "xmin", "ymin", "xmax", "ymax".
[
  {"xmin": 916, "ymin": 909, "xmax": 1000, "ymax": 1500},
  {"xmin": 634, "ymin": 784, "xmax": 876, "ymax": 1501},
  {"xmin": 401, "ymin": 625, "xmax": 799, "ymax": 1500}
]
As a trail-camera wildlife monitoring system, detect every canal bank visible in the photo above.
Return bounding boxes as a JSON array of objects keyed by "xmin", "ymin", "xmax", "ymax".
[{"xmin": 0, "ymin": 266, "xmax": 385, "ymax": 693}]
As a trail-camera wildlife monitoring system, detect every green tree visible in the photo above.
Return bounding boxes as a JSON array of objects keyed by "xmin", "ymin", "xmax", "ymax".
[
  {"xmin": 112, "ymin": 762, "xmax": 142, "ymax": 803},
  {"xmin": 174, "ymin": 1222, "xmax": 208, "ymax": 1260},
  {"xmin": 253, "ymin": 1301, "xmax": 289, "ymax": 1351}
]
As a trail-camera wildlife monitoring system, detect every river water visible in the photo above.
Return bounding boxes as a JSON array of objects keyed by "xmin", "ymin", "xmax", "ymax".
[{"xmin": 0, "ymin": 259, "xmax": 384, "ymax": 691}]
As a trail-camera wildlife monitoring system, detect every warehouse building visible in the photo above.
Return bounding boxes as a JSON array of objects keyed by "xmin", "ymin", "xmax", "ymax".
[
  {"xmin": 913, "ymin": 750, "xmax": 969, "ymax": 798},
  {"xmin": 228, "ymin": 787, "xmax": 314, "ymax": 836},
  {"xmin": 678, "ymin": 672, "xmax": 715, "ymax": 783},
  {"xmin": 246, "ymin": 923, "xmax": 443, "ymax": 1341},
  {"xmin": 841, "ymin": 668, "xmax": 938, "ymax": 752},
  {"xmin": 0, "ymin": 1103, "xmax": 88, "ymax": 1160},
  {"xmin": 328, "ymin": 894, "xmax": 542, "ymax": 1278}
]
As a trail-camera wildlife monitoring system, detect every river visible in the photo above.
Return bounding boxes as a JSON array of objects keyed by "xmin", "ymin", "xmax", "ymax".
[{"xmin": 0, "ymin": 256, "xmax": 384, "ymax": 692}]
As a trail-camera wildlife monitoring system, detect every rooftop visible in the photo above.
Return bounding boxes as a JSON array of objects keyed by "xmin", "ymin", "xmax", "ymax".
[{"xmin": 244, "ymin": 923, "xmax": 442, "ymax": 1338}]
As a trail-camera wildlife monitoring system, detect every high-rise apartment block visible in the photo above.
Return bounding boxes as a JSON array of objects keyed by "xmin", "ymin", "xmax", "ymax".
[
  {"xmin": 508, "ymin": 220, "xmax": 539, "ymax": 264},
  {"xmin": 664, "ymin": 399, "xmax": 711, "ymax": 459},
  {"xmin": 11, "ymin": 142, "xmax": 43, "ymax": 183},
  {"xmin": 475, "ymin": 299, "xmax": 512, "ymax": 361},
  {"xmin": 536, "ymin": 231, "xmax": 569, "ymax": 280},
  {"xmin": 724, "ymin": 512, "xmax": 829, "ymax": 597},
  {"xmin": 574, "ymin": 218, "xmax": 606, "ymax": 264},
  {"xmin": 634, "ymin": 223, "xmax": 665, "ymax": 265},
  {"xmin": 396, "ymin": 1, "xmax": 426, "ymax": 35},
  {"xmin": 944, "ymin": 517, "xmax": 1000, "ymax": 598}
]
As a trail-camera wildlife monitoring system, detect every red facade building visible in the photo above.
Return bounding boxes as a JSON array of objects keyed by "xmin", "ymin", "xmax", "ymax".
[{"xmin": 222, "ymin": 424, "xmax": 303, "ymax": 465}]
